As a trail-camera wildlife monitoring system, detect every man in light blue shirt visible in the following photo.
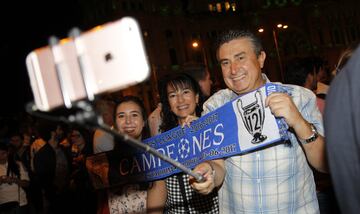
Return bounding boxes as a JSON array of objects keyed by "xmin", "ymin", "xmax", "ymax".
[{"xmin": 190, "ymin": 29, "xmax": 327, "ymax": 213}]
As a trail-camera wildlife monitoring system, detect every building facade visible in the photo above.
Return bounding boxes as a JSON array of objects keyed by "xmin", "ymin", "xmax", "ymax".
[{"xmin": 76, "ymin": 0, "xmax": 360, "ymax": 112}]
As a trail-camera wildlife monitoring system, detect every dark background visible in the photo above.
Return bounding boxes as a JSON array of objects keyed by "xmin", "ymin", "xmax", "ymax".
[
  {"xmin": 0, "ymin": 1, "xmax": 81, "ymax": 117},
  {"xmin": 1, "ymin": 0, "xmax": 359, "ymax": 119}
]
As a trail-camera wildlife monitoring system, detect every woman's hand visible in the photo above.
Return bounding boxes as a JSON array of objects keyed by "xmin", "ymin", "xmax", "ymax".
[{"xmin": 180, "ymin": 115, "xmax": 198, "ymax": 128}]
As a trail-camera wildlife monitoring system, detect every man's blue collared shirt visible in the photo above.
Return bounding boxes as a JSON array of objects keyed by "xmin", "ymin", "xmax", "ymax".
[{"xmin": 202, "ymin": 75, "xmax": 322, "ymax": 214}]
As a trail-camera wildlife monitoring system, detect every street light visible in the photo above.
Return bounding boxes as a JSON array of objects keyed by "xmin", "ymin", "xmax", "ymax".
[
  {"xmin": 258, "ymin": 24, "xmax": 288, "ymax": 82},
  {"xmin": 191, "ymin": 40, "xmax": 208, "ymax": 66},
  {"xmin": 192, "ymin": 41, "xmax": 199, "ymax": 48}
]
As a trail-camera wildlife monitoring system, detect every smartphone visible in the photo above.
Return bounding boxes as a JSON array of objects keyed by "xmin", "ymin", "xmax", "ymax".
[{"xmin": 26, "ymin": 17, "xmax": 150, "ymax": 111}]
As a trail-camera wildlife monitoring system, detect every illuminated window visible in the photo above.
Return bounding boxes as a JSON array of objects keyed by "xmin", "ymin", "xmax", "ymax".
[
  {"xmin": 208, "ymin": 4, "xmax": 214, "ymax": 12},
  {"xmin": 216, "ymin": 3, "xmax": 222, "ymax": 12},
  {"xmin": 231, "ymin": 3, "xmax": 236, "ymax": 11},
  {"xmin": 225, "ymin": 2, "xmax": 230, "ymax": 11}
]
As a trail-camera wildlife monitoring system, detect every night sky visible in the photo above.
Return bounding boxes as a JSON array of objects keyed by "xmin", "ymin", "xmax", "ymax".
[{"xmin": 0, "ymin": 1, "xmax": 82, "ymax": 117}]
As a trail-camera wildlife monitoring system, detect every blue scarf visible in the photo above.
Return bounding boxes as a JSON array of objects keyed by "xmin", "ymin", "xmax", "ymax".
[{"xmin": 87, "ymin": 83, "xmax": 290, "ymax": 189}]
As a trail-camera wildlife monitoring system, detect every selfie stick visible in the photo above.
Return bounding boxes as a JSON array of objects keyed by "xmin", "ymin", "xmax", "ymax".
[
  {"xmin": 43, "ymin": 28, "xmax": 205, "ymax": 183},
  {"xmin": 26, "ymin": 100, "xmax": 204, "ymax": 183},
  {"xmin": 70, "ymin": 101, "xmax": 205, "ymax": 182}
]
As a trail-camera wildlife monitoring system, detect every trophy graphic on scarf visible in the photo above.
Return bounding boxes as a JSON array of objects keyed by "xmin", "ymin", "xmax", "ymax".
[{"xmin": 237, "ymin": 90, "xmax": 267, "ymax": 144}]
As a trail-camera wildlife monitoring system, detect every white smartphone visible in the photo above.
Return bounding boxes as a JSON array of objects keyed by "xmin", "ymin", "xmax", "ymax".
[{"xmin": 26, "ymin": 17, "xmax": 150, "ymax": 111}]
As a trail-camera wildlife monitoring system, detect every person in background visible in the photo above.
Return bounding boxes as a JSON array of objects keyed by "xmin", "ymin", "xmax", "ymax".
[
  {"xmin": 190, "ymin": 29, "xmax": 326, "ymax": 213},
  {"xmin": 284, "ymin": 57, "xmax": 326, "ymax": 114},
  {"xmin": 312, "ymin": 57, "xmax": 330, "ymax": 98},
  {"xmin": 50, "ymin": 124, "xmax": 72, "ymax": 199},
  {"xmin": 31, "ymin": 120, "xmax": 72, "ymax": 214},
  {"xmin": 91, "ymin": 97, "xmax": 116, "ymax": 214},
  {"xmin": 8, "ymin": 132, "xmax": 31, "ymax": 174},
  {"xmin": 148, "ymin": 102, "xmax": 162, "ymax": 137},
  {"xmin": 30, "ymin": 119, "xmax": 56, "ymax": 214},
  {"xmin": 68, "ymin": 127, "xmax": 96, "ymax": 214},
  {"xmin": 8, "ymin": 128, "xmax": 35, "ymax": 213},
  {"xmin": 324, "ymin": 43, "xmax": 360, "ymax": 214},
  {"xmin": 0, "ymin": 142, "xmax": 30, "ymax": 214},
  {"xmin": 147, "ymin": 73, "xmax": 219, "ymax": 213},
  {"xmin": 106, "ymin": 96, "xmax": 150, "ymax": 214},
  {"xmin": 331, "ymin": 42, "xmax": 358, "ymax": 78},
  {"xmin": 93, "ymin": 98, "xmax": 115, "ymax": 154},
  {"xmin": 182, "ymin": 61, "xmax": 214, "ymax": 99},
  {"xmin": 284, "ymin": 57, "xmax": 339, "ymax": 213}
]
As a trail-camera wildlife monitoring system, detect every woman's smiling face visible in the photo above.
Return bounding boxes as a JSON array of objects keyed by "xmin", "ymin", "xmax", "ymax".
[
  {"xmin": 115, "ymin": 101, "xmax": 145, "ymax": 140},
  {"xmin": 167, "ymin": 82, "xmax": 199, "ymax": 125}
]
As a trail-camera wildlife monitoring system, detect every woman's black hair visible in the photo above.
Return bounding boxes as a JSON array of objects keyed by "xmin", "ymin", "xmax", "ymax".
[
  {"xmin": 158, "ymin": 72, "xmax": 204, "ymax": 132},
  {"xmin": 0, "ymin": 143, "xmax": 20, "ymax": 178},
  {"xmin": 113, "ymin": 95, "xmax": 150, "ymax": 140}
]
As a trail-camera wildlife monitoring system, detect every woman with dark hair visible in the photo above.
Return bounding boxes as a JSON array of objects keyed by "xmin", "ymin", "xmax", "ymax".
[
  {"xmin": 0, "ymin": 142, "xmax": 30, "ymax": 214},
  {"xmin": 158, "ymin": 73, "xmax": 204, "ymax": 132},
  {"xmin": 147, "ymin": 73, "xmax": 219, "ymax": 213},
  {"xmin": 113, "ymin": 96, "xmax": 150, "ymax": 140},
  {"xmin": 67, "ymin": 126, "xmax": 97, "ymax": 214},
  {"xmin": 99, "ymin": 96, "xmax": 150, "ymax": 214}
]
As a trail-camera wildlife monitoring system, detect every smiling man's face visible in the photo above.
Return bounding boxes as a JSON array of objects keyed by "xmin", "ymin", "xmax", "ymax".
[{"xmin": 218, "ymin": 37, "xmax": 266, "ymax": 95}]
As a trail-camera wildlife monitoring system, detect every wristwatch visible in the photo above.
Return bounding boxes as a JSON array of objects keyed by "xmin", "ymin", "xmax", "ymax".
[{"xmin": 299, "ymin": 123, "xmax": 319, "ymax": 144}]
